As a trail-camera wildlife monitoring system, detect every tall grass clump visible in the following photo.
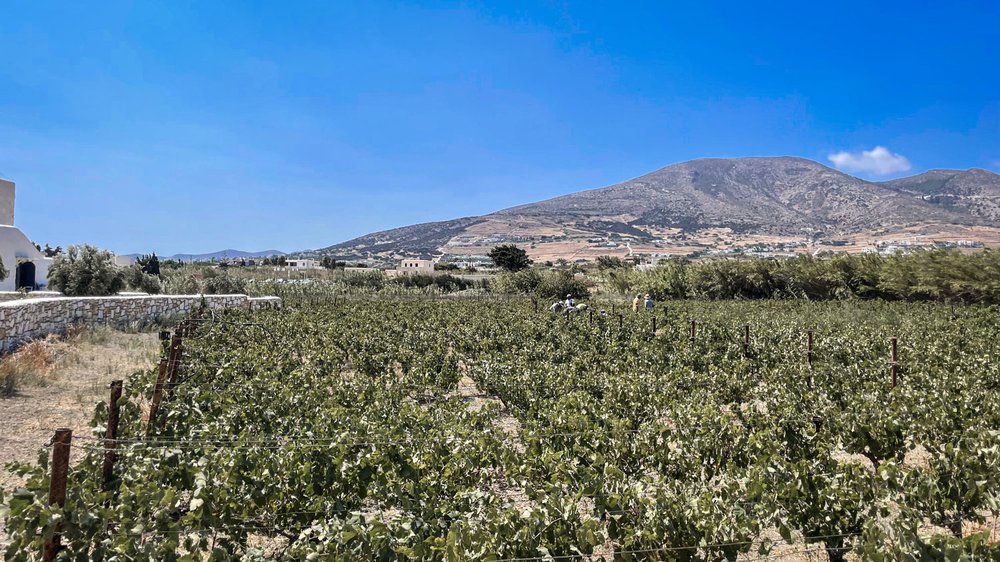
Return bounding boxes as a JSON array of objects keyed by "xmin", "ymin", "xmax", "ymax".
[{"xmin": 0, "ymin": 341, "xmax": 56, "ymax": 397}]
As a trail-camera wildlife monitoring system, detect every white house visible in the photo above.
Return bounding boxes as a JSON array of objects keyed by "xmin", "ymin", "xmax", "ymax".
[
  {"xmin": 114, "ymin": 255, "xmax": 137, "ymax": 267},
  {"xmin": 286, "ymin": 258, "xmax": 321, "ymax": 269},
  {"xmin": 388, "ymin": 258, "xmax": 435, "ymax": 277},
  {"xmin": 0, "ymin": 179, "xmax": 52, "ymax": 291}
]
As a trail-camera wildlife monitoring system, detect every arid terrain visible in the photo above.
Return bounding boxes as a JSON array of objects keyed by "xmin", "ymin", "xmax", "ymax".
[
  {"xmin": 0, "ymin": 329, "xmax": 159, "ymax": 550},
  {"xmin": 320, "ymin": 157, "xmax": 1000, "ymax": 262}
]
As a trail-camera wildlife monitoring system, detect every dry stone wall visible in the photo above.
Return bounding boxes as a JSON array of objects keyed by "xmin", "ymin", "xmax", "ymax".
[{"xmin": 0, "ymin": 294, "xmax": 281, "ymax": 351}]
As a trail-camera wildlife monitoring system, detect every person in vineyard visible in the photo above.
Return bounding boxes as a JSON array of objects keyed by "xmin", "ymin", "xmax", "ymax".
[
  {"xmin": 632, "ymin": 294, "xmax": 642, "ymax": 312},
  {"xmin": 644, "ymin": 293, "xmax": 654, "ymax": 312},
  {"xmin": 565, "ymin": 293, "xmax": 576, "ymax": 309}
]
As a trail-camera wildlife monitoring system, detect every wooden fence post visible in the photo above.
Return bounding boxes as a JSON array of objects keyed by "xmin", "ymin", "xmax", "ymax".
[
  {"xmin": 102, "ymin": 380, "xmax": 123, "ymax": 488},
  {"xmin": 618, "ymin": 314, "xmax": 623, "ymax": 330},
  {"xmin": 651, "ymin": 316, "xmax": 657, "ymax": 336},
  {"xmin": 166, "ymin": 334, "xmax": 184, "ymax": 385},
  {"xmin": 743, "ymin": 324, "xmax": 751, "ymax": 356},
  {"xmin": 147, "ymin": 358, "xmax": 169, "ymax": 430},
  {"xmin": 42, "ymin": 428, "xmax": 72, "ymax": 562},
  {"xmin": 689, "ymin": 319, "xmax": 696, "ymax": 343}
]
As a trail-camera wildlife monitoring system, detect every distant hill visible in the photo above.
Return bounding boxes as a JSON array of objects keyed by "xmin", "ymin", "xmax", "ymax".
[
  {"xmin": 126, "ymin": 249, "xmax": 286, "ymax": 261},
  {"xmin": 879, "ymin": 168, "xmax": 1000, "ymax": 220},
  {"xmin": 319, "ymin": 157, "xmax": 1000, "ymax": 260}
]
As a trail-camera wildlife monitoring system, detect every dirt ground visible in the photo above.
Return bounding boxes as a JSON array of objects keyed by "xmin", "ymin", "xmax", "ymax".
[{"xmin": 0, "ymin": 328, "xmax": 159, "ymax": 551}]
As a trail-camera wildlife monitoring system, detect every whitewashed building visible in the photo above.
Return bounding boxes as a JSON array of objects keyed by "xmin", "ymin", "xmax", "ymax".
[
  {"xmin": 286, "ymin": 259, "xmax": 321, "ymax": 269},
  {"xmin": 388, "ymin": 258, "xmax": 436, "ymax": 277},
  {"xmin": 0, "ymin": 179, "xmax": 52, "ymax": 291}
]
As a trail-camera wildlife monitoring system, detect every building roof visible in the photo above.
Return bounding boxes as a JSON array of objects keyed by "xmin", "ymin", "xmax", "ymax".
[{"xmin": 0, "ymin": 225, "xmax": 46, "ymax": 260}]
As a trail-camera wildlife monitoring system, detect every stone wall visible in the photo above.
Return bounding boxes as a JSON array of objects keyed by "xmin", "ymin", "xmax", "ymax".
[
  {"xmin": 0, "ymin": 294, "xmax": 281, "ymax": 351},
  {"xmin": 0, "ymin": 291, "xmax": 63, "ymax": 303}
]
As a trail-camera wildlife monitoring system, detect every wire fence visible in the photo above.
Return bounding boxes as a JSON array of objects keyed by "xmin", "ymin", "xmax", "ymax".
[{"xmin": 8, "ymin": 304, "xmax": 1000, "ymax": 560}]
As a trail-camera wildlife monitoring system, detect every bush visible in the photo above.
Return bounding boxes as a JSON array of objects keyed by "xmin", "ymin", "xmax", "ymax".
[
  {"xmin": 123, "ymin": 265, "xmax": 162, "ymax": 294},
  {"xmin": 0, "ymin": 341, "xmax": 55, "ymax": 398},
  {"xmin": 492, "ymin": 269, "xmax": 590, "ymax": 300},
  {"xmin": 535, "ymin": 270, "xmax": 590, "ymax": 300},
  {"xmin": 202, "ymin": 274, "xmax": 247, "ymax": 295},
  {"xmin": 162, "ymin": 274, "xmax": 201, "ymax": 295},
  {"xmin": 47, "ymin": 245, "xmax": 126, "ymax": 296},
  {"xmin": 608, "ymin": 250, "xmax": 1000, "ymax": 303},
  {"xmin": 342, "ymin": 271, "xmax": 386, "ymax": 291},
  {"xmin": 391, "ymin": 274, "xmax": 472, "ymax": 292},
  {"xmin": 491, "ymin": 269, "xmax": 542, "ymax": 294}
]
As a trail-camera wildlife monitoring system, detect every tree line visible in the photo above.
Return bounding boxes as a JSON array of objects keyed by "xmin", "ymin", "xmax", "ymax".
[{"xmin": 605, "ymin": 249, "xmax": 1000, "ymax": 303}]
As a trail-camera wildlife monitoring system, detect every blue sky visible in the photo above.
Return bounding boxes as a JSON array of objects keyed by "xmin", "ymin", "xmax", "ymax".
[{"xmin": 1, "ymin": 1, "xmax": 998, "ymax": 254}]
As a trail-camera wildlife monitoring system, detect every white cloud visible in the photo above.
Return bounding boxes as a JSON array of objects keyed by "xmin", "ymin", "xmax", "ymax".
[{"xmin": 828, "ymin": 146, "xmax": 912, "ymax": 176}]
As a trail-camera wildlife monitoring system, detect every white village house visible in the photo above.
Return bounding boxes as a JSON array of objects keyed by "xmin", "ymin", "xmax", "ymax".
[
  {"xmin": 286, "ymin": 258, "xmax": 321, "ymax": 269},
  {"xmin": 0, "ymin": 179, "xmax": 52, "ymax": 291},
  {"xmin": 387, "ymin": 258, "xmax": 435, "ymax": 278}
]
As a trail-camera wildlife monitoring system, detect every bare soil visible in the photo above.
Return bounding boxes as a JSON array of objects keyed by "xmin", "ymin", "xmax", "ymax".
[{"xmin": 0, "ymin": 328, "xmax": 159, "ymax": 550}]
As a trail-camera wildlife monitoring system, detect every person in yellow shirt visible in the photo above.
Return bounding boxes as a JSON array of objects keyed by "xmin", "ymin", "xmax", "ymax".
[{"xmin": 632, "ymin": 294, "xmax": 642, "ymax": 312}]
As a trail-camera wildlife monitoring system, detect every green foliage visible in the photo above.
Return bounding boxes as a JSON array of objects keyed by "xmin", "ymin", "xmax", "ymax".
[
  {"xmin": 611, "ymin": 250, "xmax": 1000, "ymax": 303},
  {"xmin": 201, "ymin": 274, "xmax": 247, "ymax": 295},
  {"xmin": 137, "ymin": 252, "xmax": 161, "ymax": 275},
  {"xmin": 390, "ymin": 273, "xmax": 472, "ymax": 292},
  {"xmin": 341, "ymin": 270, "xmax": 386, "ymax": 290},
  {"xmin": 45, "ymin": 244, "xmax": 126, "ymax": 296},
  {"xmin": 595, "ymin": 255, "xmax": 630, "ymax": 270},
  {"xmin": 492, "ymin": 269, "xmax": 590, "ymax": 300},
  {"xmin": 319, "ymin": 256, "xmax": 342, "ymax": 269},
  {"xmin": 123, "ymin": 265, "xmax": 162, "ymax": 294},
  {"xmin": 488, "ymin": 244, "xmax": 532, "ymax": 272},
  {"xmin": 4, "ymin": 300, "xmax": 1000, "ymax": 560},
  {"xmin": 162, "ymin": 273, "xmax": 201, "ymax": 295}
]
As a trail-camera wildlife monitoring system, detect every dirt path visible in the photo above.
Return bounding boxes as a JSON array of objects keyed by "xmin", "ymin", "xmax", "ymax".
[{"xmin": 0, "ymin": 328, "xmax": 159, "ymax": 551}]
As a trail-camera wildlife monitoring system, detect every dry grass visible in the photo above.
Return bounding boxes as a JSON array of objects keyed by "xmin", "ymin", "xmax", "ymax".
[
  {"xmin": 0, "ymin": 339, "xmax": 59, "ymax": 397},
  {"xmin": 0, "ymin": 327, "xmax": 160, "ymax": 551}
]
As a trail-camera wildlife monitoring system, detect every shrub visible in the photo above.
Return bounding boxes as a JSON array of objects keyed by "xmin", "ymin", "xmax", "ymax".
[
  {"xmin": 46, "ymin": 245, "xmax": 126, "ymax": 296},
  {"xmin": 534, "ymin": 270, "xmax": 590, "ymax": 300},
  {"xmin": 391, "ymin": 274, "xmax": 472, "ymax": 292},
  {"xmin": 492, "ymin": 269, "xmax": 542, "ymax": 294},
  {"xmin": 596, "ymin": 255, "xmax": 630, "ymax": 270},
  {"xmin": 123, "ymin": 265, "xmax": 162, "ymax": 294},
  {"xmin": 202, "ymin": 274, "xmax": 247, "ymax": 295},
  {"xmin": 609, "ymin": 250, "xmax": 1000, "ymax": 303},
  {"xmin": 492, "ymin": 269, "xmax": 590, "ymax": 300},
  {"xmin": 162, "ymin": 274, "xmax": 201, "ymax": 295},
  {"xmin": 0, "ymin": 341, "xmax": 55, "ymax": 398},
  {"xmin": 342, "ymin": 271, "xmax": 386, "ymax": 291}
]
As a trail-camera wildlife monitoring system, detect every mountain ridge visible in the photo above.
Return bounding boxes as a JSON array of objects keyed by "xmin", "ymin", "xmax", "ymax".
[
  {"xmin": 125, "ymin": 249, "xmax": 286, "ymax": 261},
  {"xmin": 319, "ymin": 156, "xmax": 1000, "ymax": 261}
]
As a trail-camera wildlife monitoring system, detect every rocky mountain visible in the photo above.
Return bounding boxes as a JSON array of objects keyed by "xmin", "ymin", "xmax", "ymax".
[
  {"xmin": 127, "ymin": 249, "xmax": 286, "ymax": 261},
  {"xmin": 320, "ymin": 157, "xmax": 1000, "ymax": 260},
  {"xmin": 880, "ymin": 168, "xmax": 1000, "ymax": 220}
]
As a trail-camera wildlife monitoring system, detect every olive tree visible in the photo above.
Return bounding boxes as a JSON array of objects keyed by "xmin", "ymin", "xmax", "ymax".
[{"xmin": 46, "ymin": 244, "xmax": 126, "ymax": 296}]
